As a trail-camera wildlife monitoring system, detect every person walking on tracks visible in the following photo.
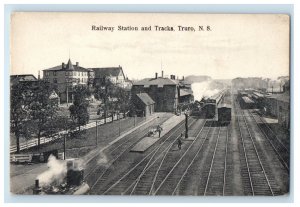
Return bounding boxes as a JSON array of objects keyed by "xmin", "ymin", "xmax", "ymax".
[{"xmin": 177, "ymin": 136, "xmax": 183, "ymax": 150}]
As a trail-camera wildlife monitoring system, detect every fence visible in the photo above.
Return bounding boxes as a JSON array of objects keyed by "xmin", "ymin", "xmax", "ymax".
[{"xmin": 10, "ymin": 113, "xmax": 125, "ymax": 154}]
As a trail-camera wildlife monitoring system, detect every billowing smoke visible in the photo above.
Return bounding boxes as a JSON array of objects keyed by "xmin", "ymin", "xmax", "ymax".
[
  {"xmin": 191, "ymin": 81, "xmax": 221, "ymax": 101},
  {"xmin": 37, "ymin": 155, "xmax": 67, "ymax": 187},
  {"xmin": 97, "ymin": 151, "xmax": 109, "ymax": 167}
]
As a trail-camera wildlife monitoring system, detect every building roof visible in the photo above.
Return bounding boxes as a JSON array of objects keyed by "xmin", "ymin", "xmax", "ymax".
[
  {"xmin": 43, "ymin": 59, "xmax": 91, "ymax": 72},
  {"xmin": 242, "ymin": 96, "xmax": 255, "ymax": 104},
  {"xmin": 253, "ymin": 92, "xmax": 264, "ymax": 98},
  {"xmin": 10, "ymin": 74, "xmax": 37, "ymax": 85},
  {"xmin": 136, "ymin": 93, "xmax": 155, "ymax": 105},
  {"xmin": 91, "ymin": 67, "xmax": 124, "ymax": 78},
  {"xmin": 180, "ymin": 89, "xmax": 193, "ymax": 97},
  {"xmin": 218, "ymin": 104, "xmax": 232, "ymax": 108},
  {"xmin": 133, "ymin": 77, "xmax": 178, "ymax": 86},
  {"xmin": 49, "ymin": 91, "xmax": 59, "ymax": 99}
]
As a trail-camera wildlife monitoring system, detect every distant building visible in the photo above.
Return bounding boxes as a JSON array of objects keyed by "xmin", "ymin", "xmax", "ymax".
[
  {"xmin": 131, "ymin": 72, "xmax": 179, "ymax": 112},
  {"xmin": 43, "ymin": 59, "xmax": 94, "ymax": 103},
  {"xmin": 91, "ymin": 66, "xmax": 131, "ymax": 89},
  {"xmin": 265, "ymin": 92, "xmax": 290, "ymax": 130},
  {"xmin": 10, "ymin": 74, "xmax": 38, "ymax": 87}
]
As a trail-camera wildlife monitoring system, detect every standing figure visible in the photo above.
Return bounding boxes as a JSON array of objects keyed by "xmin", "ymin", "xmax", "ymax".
[
  {"xmin": 157, "ymin": 124, "xmax": 163, "ymax": 138},
  {"xmin": 177, "ymin": 137, "xmax": 182, "ymax": 150}
]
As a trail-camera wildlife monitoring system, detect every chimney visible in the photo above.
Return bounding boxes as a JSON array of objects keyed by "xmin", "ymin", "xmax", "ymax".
[
  {"xmin": 182, "ymin": 76, "xmax": 185, "ymax": 80},
  {"xmin": 155, "ymin": 72, "xmax": 158, "ymax": 79},
  {"xmin": 62, "ymin": 62, "xmax": 65, "ymax": 69},
  {"xmin": 161, "ymin": 70, "xmax": 164, "ymax": 78},
  {"xmin": 38, "ymin": 71, "xmax": 40, "ymax": 80},
  {"xmin": 33, "ymin": 179, "xmax": 41, "ymax": 195},
  {"xmin": 76, "ymin": 62, "xmax": 79, "ymax": 67}
]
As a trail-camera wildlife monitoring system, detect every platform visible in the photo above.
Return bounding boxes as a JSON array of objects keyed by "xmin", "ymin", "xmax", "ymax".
[
  {"xmin": 130, "ymin": 114, "xmax": 185, "ymax": 153},
  {"xmin": 130, "ymin": 136, "xmax": 160, "ymax": 152}
]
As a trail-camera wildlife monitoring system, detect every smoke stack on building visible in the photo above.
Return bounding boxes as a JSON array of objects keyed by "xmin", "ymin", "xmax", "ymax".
[
  {"xmin": 76, "ymin": 62, "xmax": 79, "ymax": 67},
  {"xmin": 62, "ymin": 62, "xmax": 65, "ymax": 69},
  {"xmin": 155, "ymin": 72, "xmax": 158, "ymax": 79},
  {"xmin": 161, "ymin": 70, "xmax": 164, "ymax": 78}
]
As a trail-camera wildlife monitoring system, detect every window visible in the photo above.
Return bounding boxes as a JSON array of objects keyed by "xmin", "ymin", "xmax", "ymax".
[
  {"xmin": 53, "ymin": 71, "xmax": 57, "ymax": 76},
  {"xmin": 53, "ymin": 78, "xmax": 57, "ymax": 83}
]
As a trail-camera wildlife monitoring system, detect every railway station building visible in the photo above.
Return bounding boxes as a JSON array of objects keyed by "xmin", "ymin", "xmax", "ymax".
[{"xmin": 131, "ymin": 72, "xmax": 179, "ymax": 113}]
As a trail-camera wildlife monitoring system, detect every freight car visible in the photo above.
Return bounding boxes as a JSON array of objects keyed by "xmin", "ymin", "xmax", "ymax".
[
  {"xmin": 201, "ymin": 103, "xmax": 216, "ymax": 118},
  {"xmin": 217, "ymin": 104, "xmax": 231, "ymax": 125},
  {"xmin": 240, "ymin": 96, "xmax": 255, "ymax": 109}
]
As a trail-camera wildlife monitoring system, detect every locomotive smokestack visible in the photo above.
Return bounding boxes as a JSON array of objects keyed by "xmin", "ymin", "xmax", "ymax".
[{"xmin": 33, "ymin": 179, "xmax": 41, "ymax": 195}]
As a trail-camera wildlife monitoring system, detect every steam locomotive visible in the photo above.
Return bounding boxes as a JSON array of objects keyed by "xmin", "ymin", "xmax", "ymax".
[{"xmin": 191, "ymin": 89, "xmax": 232, "ymax": 124}]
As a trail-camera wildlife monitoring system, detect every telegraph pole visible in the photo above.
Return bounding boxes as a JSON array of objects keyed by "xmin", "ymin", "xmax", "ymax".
[
  {"xmin": 96, "ymin": 120, "xmax": 98, "ymax": 146},
  {"xmin": 185, "ymin": 112, "xmax": 189, "ymax": 138}
]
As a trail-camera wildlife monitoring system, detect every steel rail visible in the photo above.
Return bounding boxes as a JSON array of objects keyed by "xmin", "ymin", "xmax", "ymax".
[
  {"xmin": 153, "ymin": 120, "xmax": 211, "ymax": 195},
  {"xmin": 171, "ymin": 120, "xmax": 211, "ymax": 195},
  {"xmin": 247, "ymin": 110, "xmax": 289, "ymax": 172},
  {"xmin": 239, "ymin": 104, "xmax": 274, "ymax": 196},
  {"xmin": 98, "ymin": 118, "xmax": 195, "ymax": 194},
  {"xmin": 204, "ymin": 127, "xmax": 221, "ymax": 195}
]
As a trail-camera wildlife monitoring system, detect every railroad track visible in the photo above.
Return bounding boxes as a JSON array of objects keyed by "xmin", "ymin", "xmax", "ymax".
[
  {"xmin": 236, "ymin": 102, "xmax": 282, "ymax": 196},
  {"xmin": 204, "ymin": 126, "xmax": 229, "ymax": 196},
  {"xmin": 130, "ymin": 119, "xmax": 207, "ymax": 195},
  {"xmin": 89, "ymin": 117, "xmax": 199, "ymax": 195},
  {"xmin": 83, "ymin": 115, "xmax": 172, "ymax": 184},
  {"xmin": 246, "ymin": 110, "xmax": 289, "ymax": 172},
  {"xmin": 170, "ymin": 124, "xmax": 229, "ymax": 196}
]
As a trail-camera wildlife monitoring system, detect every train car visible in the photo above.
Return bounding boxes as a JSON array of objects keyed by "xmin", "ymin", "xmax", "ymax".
[
  {"xmin": 201, "ymin": 103, "xmax": 216, "ymax": 118},
  {"xmin": 218, "ymin": 104, "xmax": 231, "ymax": 125},
  {"xmin": 240, "ymin": 96, "xmax": 255, "ymax": 109}
]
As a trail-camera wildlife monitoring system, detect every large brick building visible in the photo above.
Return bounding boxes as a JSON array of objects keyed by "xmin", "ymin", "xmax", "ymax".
[
  {"xmin": 43, "ymin": 59, "xmax": 94, "ymax": 103},
  {"xmin": 131, "ymin": 73, "xmax": 180, "ymax": 113}
]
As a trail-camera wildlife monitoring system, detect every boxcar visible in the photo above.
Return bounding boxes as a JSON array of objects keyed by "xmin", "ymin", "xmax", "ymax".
[
  {"xmin": 218, "ymin": 104, "xmax": 231, "ymax": 124},
  {"xmin": 240, "ymin": 96, "xmax": 255, "ymax": 109},
  {"xmin": 202, "ymin": 103, "xmax": 216, "ymax": 119}
]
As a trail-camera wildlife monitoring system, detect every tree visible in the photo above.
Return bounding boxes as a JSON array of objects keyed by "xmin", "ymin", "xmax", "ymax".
[
  {"xmin": 10, "ymin": 82, "xmax": 31, "ymax": 153},
  {"xmin": 114, "ymin": 86, "xmax": 131, "ymax": 116},
  {"xmin": 69, "ymin": 86, "xmax": 91, "ymax": 130},
  {"xmin": 29, "ymin": 80, "xmax": 59, "ymax": 149},
  {"xmin": 94, "ymin": 76, "xmax": 131, "ymax": 119},
  {"xmin": 94, "ymin": 77, "xmax": 116, "ymax": 119}
]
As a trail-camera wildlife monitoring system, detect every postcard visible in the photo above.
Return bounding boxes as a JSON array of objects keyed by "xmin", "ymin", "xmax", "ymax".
[{"xmin": 10, "ymin": 12, "xmax": 290, "ymax": 196}]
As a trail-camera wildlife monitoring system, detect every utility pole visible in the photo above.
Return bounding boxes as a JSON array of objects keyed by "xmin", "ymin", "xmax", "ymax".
[
  {"xmin": 96, "ymin": 120, "xmax": 98, "ymax": 146},
  {"xmin": 63, "ymin": 134, "xmax": 66, "ymax": 160},
  {"xmin": 185, "ymin": 112, "xmax": 189, "ymax": 138},
  {"xmin": 118, "ymin": 113, "xmax": 121, "ymax": 136}
]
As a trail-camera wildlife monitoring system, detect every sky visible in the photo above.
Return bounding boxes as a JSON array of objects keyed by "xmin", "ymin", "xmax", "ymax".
[{"xmin": 10, "ymin": 13, "xmax": 290, "ymax": 80}]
